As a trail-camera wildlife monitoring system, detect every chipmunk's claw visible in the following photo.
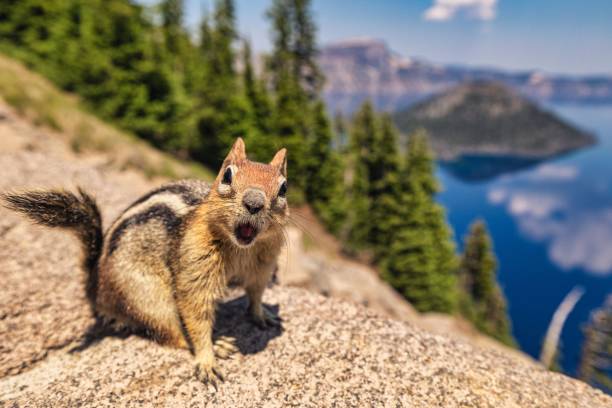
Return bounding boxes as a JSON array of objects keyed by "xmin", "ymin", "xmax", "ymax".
[
  {"xmin": 214, "ymin": 336, "xmax": 238, "ymax": 359},
  {"xmin": 250, "ymin": 305, "xmax": 282, "ymax": 329},
  {"xmin": 195, "ymin": 362, "xmax": 225, "ymax": 389}
]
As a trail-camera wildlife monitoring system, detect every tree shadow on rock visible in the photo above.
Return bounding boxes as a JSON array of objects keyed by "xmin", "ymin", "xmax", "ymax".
[{"xmin": 69, "ymin": 294, "xmax": 283, "ymax": 356}]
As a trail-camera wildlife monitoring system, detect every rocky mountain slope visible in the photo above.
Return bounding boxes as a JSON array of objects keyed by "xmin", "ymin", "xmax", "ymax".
[
  {"xmin": 0, "ymin": 93, "xmax": 610, "ymax": 406},
  {"xmin": 320, "ymin": 38, "xmax": 612, "ymax": 114},
  {"xmin": 392, "ymin": 81, "xmax": 596, "ymax": 160}
]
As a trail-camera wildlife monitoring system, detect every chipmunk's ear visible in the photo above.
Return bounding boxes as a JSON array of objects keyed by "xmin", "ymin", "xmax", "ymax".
[
  {"xmin": 225, "ymin": 137, "xmax": 247, "ymax": 164},
  {"xmin": 270, "ymin": 148, "xmax": 287, "ymax": 176}
]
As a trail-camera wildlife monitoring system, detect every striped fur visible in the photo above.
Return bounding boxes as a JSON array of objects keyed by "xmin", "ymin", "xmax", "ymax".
[{"xmin": 2, "ymin": 188, "xmax": 103, "ymax": 313}]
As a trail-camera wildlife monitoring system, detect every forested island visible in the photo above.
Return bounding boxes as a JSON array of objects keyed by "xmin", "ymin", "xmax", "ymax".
[{"xmin": 393, "ymin": 81, "xmax": 596, "ymax": 161}]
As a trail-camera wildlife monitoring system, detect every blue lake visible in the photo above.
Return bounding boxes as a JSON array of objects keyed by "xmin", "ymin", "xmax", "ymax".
[{"xmin": 436, "ymin": 105, "xmax": 612, "ymax": 376}]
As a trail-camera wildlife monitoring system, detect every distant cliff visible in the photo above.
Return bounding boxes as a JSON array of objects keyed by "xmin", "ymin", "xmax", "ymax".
[
  {"xmin": 320, "ymin": 38, "xmax": 612, "ymax": 114},
  {"xmin": 392, "ymin": 81, "xmax": 596, "ymax": 161}
]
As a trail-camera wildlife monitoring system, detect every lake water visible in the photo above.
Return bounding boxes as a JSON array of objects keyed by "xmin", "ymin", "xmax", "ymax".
[{"xmin": 436, "ymin": 105, "xmax": 612, "ymax": 376}]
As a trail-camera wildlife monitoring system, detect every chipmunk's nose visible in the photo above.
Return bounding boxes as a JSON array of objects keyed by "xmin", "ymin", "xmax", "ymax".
[{"xmin": 243, "ymin": 188, "xmax": 265, "ymax": 214}]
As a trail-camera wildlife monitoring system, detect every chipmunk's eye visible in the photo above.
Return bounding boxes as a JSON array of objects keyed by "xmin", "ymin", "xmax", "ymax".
[
  {"xmin": 222, "ymin": 167, "xmax": 233, "ymax": 185},
  {"xmin": 278, "ymin": 181, "xmax": 287, "ymax": 197}
]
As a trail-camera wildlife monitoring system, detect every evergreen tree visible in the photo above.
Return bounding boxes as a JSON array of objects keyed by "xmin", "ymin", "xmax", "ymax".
[
  {"xmin": 401, "ymin": 129, "xmax": 458, "ymax": 289},
  {"xmin": 0, "ymin": 0, "xmax": 189, "ymax": 150},
  {"xmin": 291, "ymin": 0, "xmax": 323, "ymax": 98},
  {"xmin": 346, "ymin": 100, "xmax": 379, "ymax": 249},
  {"xmin": 160, "ymin": 0, "xmax": 185, "ymax": 56},
  {"xmin": 368, "ymin": 114, "xmax": 401, "ymax": 259},
  {"xmin": 242, "ymin": 39, "xmax": 276, "ymax": 162},
  {"xmin": 198, "ymin": 10, "xmax": 213, "ymax": 57},
  {"xmin": 459, "ymin": 219, "xmax": 514, "ymax": 345},
  {"xmin": 209, "ymin": 0, "xmax": 236, "ymax": 79},
  {"xmin": 382, "ymin": 130, "xmax": 458, "ymax": 313},
  {"xmin": 304, "ymin": 101, "xmax": 347, "ymax": 234},
  {"xmin": 266, "ymin": 0, "xmax": 293, "ymax": 93},
  {"xmin": 0, "ymin": 1, "xmax": 70, "ymax": 73},
  {"xmin": 333, "ymin": 111, "xmax": 348, "ymax": 151},
  {"xmin": 194, "ymin": 0, "xmax": 250, "ymax": 168},
  {"xmin": 155, "ymin": 0, "xmax": 198, "ymax": 153},
  {"xmin": 345, "ymin": 104, "xmax": 402, "ymax": 254},
  {"xmin": 403, "ymin": 128, "xmax": 439, "ymax": 195},
  {"xmin": 266, "ymin": 0, "xmax": 308, "ymax": 194},
  {"xmin": 265, "ymin": 0, "xmax": 322, "ymax": 196},
  {"xmin": 579, "ymin": 295, "xmax": 612, "ymax": 393}
]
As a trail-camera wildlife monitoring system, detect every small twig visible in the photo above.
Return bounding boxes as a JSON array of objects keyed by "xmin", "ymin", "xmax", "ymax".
[{"xmin": 540, "ymin": 286, "xmax": 585, "ymax": 369}]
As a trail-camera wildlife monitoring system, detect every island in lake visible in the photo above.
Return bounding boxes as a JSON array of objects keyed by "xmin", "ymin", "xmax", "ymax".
[{"xmin": 392, "ymin": 81, "xmax": 596, "ymax": 180}]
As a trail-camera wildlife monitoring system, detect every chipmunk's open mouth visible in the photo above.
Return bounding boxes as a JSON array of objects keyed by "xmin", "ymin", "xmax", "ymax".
[{"xmin": 234, "ymin": 222, "xmax": 258, "ymax": 246}]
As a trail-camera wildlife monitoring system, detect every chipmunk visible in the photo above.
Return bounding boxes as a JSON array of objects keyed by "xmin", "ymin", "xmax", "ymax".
[{"xmin": 2, "ymin": 138, "xmax": 288, "ymax": 386}]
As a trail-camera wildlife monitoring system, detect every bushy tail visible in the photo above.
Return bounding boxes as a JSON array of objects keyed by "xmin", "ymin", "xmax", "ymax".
[{"xmin": 2, "ymin": 188, "xmax": 103, "ymax": 308}]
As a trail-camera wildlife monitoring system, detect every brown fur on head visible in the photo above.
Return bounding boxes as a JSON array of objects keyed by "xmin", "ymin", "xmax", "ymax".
[{"xmin": 206, "ymin": 138, "xmax": 288, "ymax": 248}]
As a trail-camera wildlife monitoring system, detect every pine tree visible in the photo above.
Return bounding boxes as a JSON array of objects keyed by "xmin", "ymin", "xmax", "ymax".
[
  {"xmin": 333, "ymin": 111, "xmax": 348, "ymax": 151},
  {"xmin": 382, "ymin": 187, "xmax": 440, "ymax": 310},
  {"xmin": 459, "ymin": 219, "xmax": 514, "ymax": 345},
  {"xmin": 155, "ymin": 0, "xmax": 198, "ymax": 153},
  {"xmin": 346, "ymin": 100, "xmax": 379, "ymax": 249},
  {"xmin": 266, "ymin": 0, "xmax": 293, "ymax": 93},
  {"xmin": 0, "ymin": 1, "xmax": 71, "ymax": 72},
  {"xmin": 368, "ymin": 114, "xmax": 401, "ymax": 259},
  {"xmin": 194, "ymin": 0, "xmax": 250, "ymax": 168},
  {"xmin": 198, "ymin": 10, "xmax": 213, "ymax": 55},
  {"xmin": 305, "ymin": 101, "xmax": 347, "ymax": 234},
  {"xmin": 403, "ymin": 129, "xmax": 459, "ymax": 299},
  {"xmin": 0, "ymin": 0, "xmax": 193, "ymax": 150},
  {"xmin": 291, "ymin": 0, "xmax": 323, "ymax": 98},
  {"xmin": 160, "ymin": 0, "xmax": 185, "ymax": 56},
  {"xmin": 382, "ymin": 130, "xmax": 458, "ymax": 313},
  {"xmin": 241, "ymin": 39, "xmax": 276, "ymax": 162},
  {"xmin": 266, "ymin": 0, "xmax": 308, "ymax": 195},
  {"xmin": 579, "ymin": 295, "xmax": 612, "ymax": 393},
  {"xmin": 265, "ymin": 0, "xmax": 324, "ymax": 196},
  {"xmin": 403, "ymin": 128, "xmax": 439, "ymax": 195},
  {"xmin": 209, "ymin": 0, "xmax": 236, "ymax": 80},
  {"xmin": 345, "ymin": 104, "xmax": 402, "ymax": 254}
]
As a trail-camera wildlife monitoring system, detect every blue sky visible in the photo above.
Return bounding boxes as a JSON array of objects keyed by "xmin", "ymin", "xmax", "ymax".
[{"xmin": 174, "ymin": 0, "xmax": 611, "ymax": 75}]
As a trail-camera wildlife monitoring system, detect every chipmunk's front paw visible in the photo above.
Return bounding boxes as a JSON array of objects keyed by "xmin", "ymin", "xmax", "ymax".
[
  {"xmin": 214, "ymin": 336, "xmax": 238, "ymax": 359},
  {"xmin": 195, "ymin": 360, "xmax": 224, "ymax": 388},
  {"xmin": 249, "ymin": 304, "xmax": 282, "ymax": 329}
]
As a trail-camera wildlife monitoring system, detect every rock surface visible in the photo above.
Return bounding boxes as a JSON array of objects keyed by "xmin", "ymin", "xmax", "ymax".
[{"xmin": 0, "ymin": 102, "xmax": 610, "ymax": 407}]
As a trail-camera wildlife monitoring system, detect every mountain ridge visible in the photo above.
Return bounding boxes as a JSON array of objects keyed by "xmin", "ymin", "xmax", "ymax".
[{"xmin": 320, "ymin": 38, "xmax": 612, "ymax": 114}]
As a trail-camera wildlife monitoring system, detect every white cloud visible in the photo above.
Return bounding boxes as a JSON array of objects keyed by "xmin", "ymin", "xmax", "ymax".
[
  {"xmin": 487, "ymin": 188, "xmax": 507, "ymax": 204},
  {"xmin": 488, "ymin": 186, "xmax": 612, "ymax": 276},
  {"xmin": 528, "ymin": 164, "xmax": 579, "ymax": 182},
  {"xmin": 488, "ymin": 188, "xmax": 564, "ymax": 218},
  {"xmin": 548, "ymin": 210, "xmax": 612, "ymax": 275},
  {"xmin": 508, "ymin": 193, "xmax": 563, "ymax": 219},
  {"xmin": 423, "ymin": 0, "xmax": 498, "ymax": 22}
]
